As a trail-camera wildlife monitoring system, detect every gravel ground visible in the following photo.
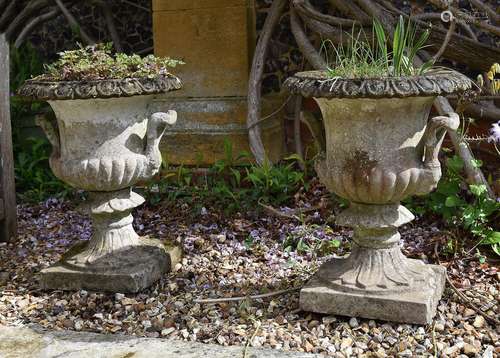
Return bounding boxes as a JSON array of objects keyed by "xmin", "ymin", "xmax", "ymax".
[{"xmin": 0, "ymin": 195, "xmax": 498, "ymax": 357}]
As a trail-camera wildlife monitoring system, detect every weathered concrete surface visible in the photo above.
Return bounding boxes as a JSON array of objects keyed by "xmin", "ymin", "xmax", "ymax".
[
  {"xmin": 40, "ymin": 239, "xmax": 182, "ymax": 293},
  {"xmin": 0, "ymin": 325, "xmax": 322, "ymax": 358},
  {"xmin": 301, "ymin": 263, "xmax": 446, "ymax": 325}
]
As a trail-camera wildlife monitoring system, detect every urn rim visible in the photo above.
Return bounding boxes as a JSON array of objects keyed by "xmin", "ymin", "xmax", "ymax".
[
  {"xmin": 17, "ymin": 75, "xmax": 182, "ymax": 101},
  {"xmin": 283, "ymin": 70, "xmax": 473, "ymax": 99}
]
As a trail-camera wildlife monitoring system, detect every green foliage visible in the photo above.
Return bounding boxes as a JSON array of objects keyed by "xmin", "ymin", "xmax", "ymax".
[
  {"xmin": 405, "ymin": 155, "xmax": 500, "ymax": 255},
  {"xmin": 14, "ymin": 138, "xmax": 71, "ymax": 202},
  {"xmin": 37, "ymin": 43, "xmax": 183, "ymax": 81},
  {"xmin": 145, "ymin": 140, "xmax": 308, "ymax": 214},
  {"xmin": 283, "ymin": 224, "xmax": 341, "ymax": 256},
  {"xmin": 324, "ymin": 16, "xmax": 432, "ymax": 79},
  {"xmin": 10, "ymin": 44, "xmax": 69, "ymax": 202}
]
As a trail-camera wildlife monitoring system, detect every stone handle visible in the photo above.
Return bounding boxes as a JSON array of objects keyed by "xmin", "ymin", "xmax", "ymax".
[
  {"xmin": 147, "ymin": 111, "xmax": 177, "ymax": 143},
  {"xmin": 35, "ymin": 114, "xmax": 60, "ymax": 157},
  {"xmin": 420, "ymin": 112, "xmax": 459, "ymax": 169},
  {"xmin": 145, "ymin": 110, "xmax": 177, "ymax": 176}
]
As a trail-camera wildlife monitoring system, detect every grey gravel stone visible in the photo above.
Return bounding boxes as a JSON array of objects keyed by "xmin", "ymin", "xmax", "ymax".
[{"xmin": 348, "ymin": 317, "xmax": 359, "ymax": 328}]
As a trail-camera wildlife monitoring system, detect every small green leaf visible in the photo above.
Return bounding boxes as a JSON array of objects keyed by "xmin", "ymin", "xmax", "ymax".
[
  {"xmin": 445, "ymin": 196, "xmax": 462, "ymax": 207},
  {"xmin": 447, "ymin": 156, "xmax": 464, "ymax": 172},
  {"xmin": 481, "ymin": 231, "xmax": 500, "ymax": 245},
  {"xmin": 471, "ymin": 159, "xmax": 483, "ymax": 168},
  {"xmin": 469, "ymin": 184, "xmax": 487, "ymax": 197}
]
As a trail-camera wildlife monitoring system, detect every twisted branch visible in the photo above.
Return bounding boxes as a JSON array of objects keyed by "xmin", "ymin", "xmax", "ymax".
[
  {"xmin": 247, "ymin": 0, "xmax": 287, "ymax": 165},
  {"xmin": 5, "ymin": 0, "xmax": 50, "ymax": 41},
  {"xmin": 292, "ymin": 0, "xmax": 363, "ymax": 27},
  {"xmin": 14, "ymin": 7, "xmax": 60, "ymax": 48},
  {"xmin": 432, "ymin": 18, "xmax": 456, "ymax": 62},
  {"xmin": 290, "ymin": 9, "xmax": 327, "ymax": 70},
  {"xmin": 97, "ymin": 0, "xmax": 123, "ymax": 52},
  {"xmin": 54, "ymin": 0, "xmax": 95, "ymax": 45},
  {"xmin": 0, "ymin": 0, "xmax": 21, "ymax": 35},
  {"xmin": 468, "ymin": 0, "xmax": 500, "ymax": 24},
  {"xmin": 328, "ymin": 0, "xmax": 371, "ymax": 23}
]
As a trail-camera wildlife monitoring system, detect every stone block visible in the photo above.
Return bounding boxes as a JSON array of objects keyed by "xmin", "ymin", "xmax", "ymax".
[
  {"xmin": 153, "ymin": 0, "xmax": 255, "ymax": 97},
  {"xmin": 300, "ymin": 262, "xmax": 446, "ymax": 325},
  {"xmin": 39, "ymin": 238, "xmax": 182, "ymax": 293}
]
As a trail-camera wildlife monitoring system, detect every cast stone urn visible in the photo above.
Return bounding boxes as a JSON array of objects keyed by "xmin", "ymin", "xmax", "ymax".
[
  {"xmin": 19, "ymin": 76, "xmax": 182, "ymax": 292},
  {"xmin": 284, "ymin": 70, "xmax": 472, "ymax": 324}
]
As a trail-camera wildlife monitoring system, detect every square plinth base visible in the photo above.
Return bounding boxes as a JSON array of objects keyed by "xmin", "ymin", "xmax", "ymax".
[
  {"xmin": 300, "ymin": 264, "xmax": 446, "ymax": 325},
  {"xmin": 39, "ymin": 239, "xmax": 182, "ymax": 293}
]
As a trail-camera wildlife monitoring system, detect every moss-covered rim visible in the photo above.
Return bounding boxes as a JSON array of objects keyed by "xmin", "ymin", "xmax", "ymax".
[
  {"xmin": 17, "ymin": 75, "xmax": 182, "ymax": 101},
  {"xmin": 284, "ymin": 70, "xmax": 472, "ymax": 99}
]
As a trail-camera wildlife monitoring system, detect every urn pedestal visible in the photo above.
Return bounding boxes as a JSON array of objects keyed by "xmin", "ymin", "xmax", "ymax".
[
  {"xmin": 19, "ymin": 76, "xmax": 183, "ymax": 293},
  {"xmin": 284, "ymin": 71, "xmax": 472, "ymax": 324}
]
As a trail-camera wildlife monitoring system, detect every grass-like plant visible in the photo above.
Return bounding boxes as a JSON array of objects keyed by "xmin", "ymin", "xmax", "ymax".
[
  {"xmin": 34, "ymin": 43, "xmax": 183, "ymax": 82},
  {"xmin": 324, "ymin": 16, "xmax": 433, "ymax": 79}
]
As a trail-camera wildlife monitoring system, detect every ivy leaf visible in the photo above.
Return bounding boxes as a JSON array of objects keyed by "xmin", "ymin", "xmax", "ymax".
[
  {"xmin": 471, "ymin": 159, "xmax": 483, "ymax": 168},
  {"xmin": 469, "ymin": 184, "xmax": 487, "ymax": 198},
  {"xmin": 445, "ymin": 196, "xmax": 463, "ymax": 207},
  {"xmin": 447, "ymin": 156, "xmax": 464, "ymax": 172},
  {"xmin": 481, "ymin": 231, "xmax": 500, "ymax": 245}
]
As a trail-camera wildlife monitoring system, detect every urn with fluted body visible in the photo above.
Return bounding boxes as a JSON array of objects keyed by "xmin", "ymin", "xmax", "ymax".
[
  {"xmin": 285, "ymin": 70, "xmax": 472, "ymax": 324},
  {"xmin": 19, "ymin": 76, "xmax": 182, "ymax": 292}
]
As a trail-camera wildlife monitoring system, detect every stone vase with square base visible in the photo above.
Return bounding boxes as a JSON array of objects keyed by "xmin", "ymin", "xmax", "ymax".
[
  {"xmin": 284, "ymin": 70, "xmax": 472, "ymax": 324},
  {"xmin": 19, "ymin": 76, "xmax": 183, "ymax": 293}
]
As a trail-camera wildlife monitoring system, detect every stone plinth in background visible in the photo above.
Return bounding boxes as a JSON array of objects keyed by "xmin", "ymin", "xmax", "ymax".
[{"xmin": 153, "ymin": 0, "xmax": 284, "ymax": 165}]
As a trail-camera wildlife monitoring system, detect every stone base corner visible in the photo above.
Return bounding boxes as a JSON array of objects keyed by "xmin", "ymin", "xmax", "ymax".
[
  {"xmin": 39, "ymin": 238, "xmax": 182, "ymax": 293},
  {"xmin": 300, "ymin": 262, "xmax": 446, "ymax": 325}
]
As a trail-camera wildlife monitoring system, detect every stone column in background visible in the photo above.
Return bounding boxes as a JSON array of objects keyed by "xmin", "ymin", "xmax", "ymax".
[{"xmin": 153, "ymin": 0, "xmax": 284, "ymax": 165}]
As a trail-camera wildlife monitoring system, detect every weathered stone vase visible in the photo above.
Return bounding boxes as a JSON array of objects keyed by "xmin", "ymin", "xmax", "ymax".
[
  {"xmin": 19, "ymin": 76, "xmax": 182, "ymax": 292},
  {"xmin": 284, "ymin": 70, "xmax": 472, "ymax": 324}
]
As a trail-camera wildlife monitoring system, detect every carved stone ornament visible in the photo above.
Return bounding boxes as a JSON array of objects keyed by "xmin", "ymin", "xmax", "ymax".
[
  {"xmin": 18, "ymin": 75, "xmax": 182, "ymax": 101},
  {"xmin": 284, "ymin": 70, "xmax": 472, "ymax": 99},
  {"xmin": 18, "ymin": 77, "xmax": 182, "ymax": 293},
  {"xmin": 284, "ymin": 70, "xmax": 472, "ymax": 324}
]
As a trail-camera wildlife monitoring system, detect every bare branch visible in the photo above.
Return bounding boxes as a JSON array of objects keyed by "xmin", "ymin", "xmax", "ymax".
[
  {"xmin": 119, "ymin": 0, "xmax": 150, "ymax": 13},
  {"xmin": 292, "ymin": 0, "xmax": 365, "ymax": 27},
  {"xmin": 0, "ymin": 0, "xmax": 20, "ymax": 35},
  {"xmin": 453, "ymin": 8, "xmax": 500, "ymax": 37},
  {"xmin": 459, "ymin": 22, "xmax": 478, "ymax": 40},
  {"xmin": 97, "ymin": 0, "xmax": 123, "ymax": 52},
  {"xmin": 247, "ymin": 0, "xmax": 287, "ymax": 165},
  {"xmin": 290, "ymin": 9, "xmax": 327, "ymax": 70},
  {"xmin": 137, "ymin": 46, "xmax": 153, "ymax": 55},
  {"xmin": 355, "ymin": 0, "xmax": 395, "ymax": 36},
  {"xmin": 297, "ymin": 14, "xmax": 345, "ymax": 44},
  {"xmin": 468, "ymin": 0, "xmax": 500, "ymax": 24},
  {"xmin": 5, "ymin": 0, "xmax": 51, "ymax": 41},
  {"xmin": 427, "ymin": 0, "xmax": 453, "ymax": 9},
  {"xmin": 432, "ymin": 19, "xmax": 456, "ymax": 62},
  {"xmin": 328, "ymin": 0, "xmax": 371, "ymax": 23},
  {"xmin": 194, "ymin": 287, "xmax": 300, "ymax": 304},
  {"xmin": 450, "ymin": 100, "xmax": 500, "ymax": 123},
  {"xmin": 434, "ymin": 96, "xmax": 495, "ymax": 199},
  {"xmin": 54, "ymin": 0, "xmax": 95, "ymax": 45},
  {"xmin": 416, "ymin": 6, "xmax": 500, "ymax": 37},
  {"xmin": 14, "ymin": 7, "xmax": 60, "ymax": 48}
]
